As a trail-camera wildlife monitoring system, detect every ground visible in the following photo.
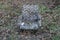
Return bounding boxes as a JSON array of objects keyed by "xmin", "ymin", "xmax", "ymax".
[{"xmin": 0, "ymin": 0, "xmax": 60, "ymax": 40}]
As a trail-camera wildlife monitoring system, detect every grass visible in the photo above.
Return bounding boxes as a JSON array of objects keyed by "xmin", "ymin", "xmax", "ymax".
[
  {"xmin": 0, "ymin": 0, "xmax": 60, "ymax": 40},
  {"xmin": 39, "ymin": 5, "xmax": 60, "ymax": 40}
]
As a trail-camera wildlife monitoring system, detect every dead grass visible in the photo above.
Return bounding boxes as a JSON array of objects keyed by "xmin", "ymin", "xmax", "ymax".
[{"xmin": 0, "ymin": 0, "xmax": 60, "ymax": 40}]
